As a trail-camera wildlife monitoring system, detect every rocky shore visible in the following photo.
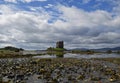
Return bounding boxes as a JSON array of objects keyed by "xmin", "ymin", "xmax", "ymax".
[{"xmin": 0, "ymin": 58, "xmax": 120, "ymax": 83}]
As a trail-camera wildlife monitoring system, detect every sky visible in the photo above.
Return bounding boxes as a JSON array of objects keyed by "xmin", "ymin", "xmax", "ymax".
[{"xmin": 0, "ymin": 0, "xmax": 120, "ymax": 50}]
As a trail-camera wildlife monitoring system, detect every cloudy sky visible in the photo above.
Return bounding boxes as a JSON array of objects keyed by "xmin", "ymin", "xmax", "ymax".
[{"xmin": 0, "ymin": 0, "xmax": 120, "ymax": 50}]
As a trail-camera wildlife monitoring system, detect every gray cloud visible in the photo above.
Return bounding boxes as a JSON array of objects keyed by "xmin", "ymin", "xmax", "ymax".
[{"xmin": 0, "ymin": 4, "xmax": 120, "ymax": 49}]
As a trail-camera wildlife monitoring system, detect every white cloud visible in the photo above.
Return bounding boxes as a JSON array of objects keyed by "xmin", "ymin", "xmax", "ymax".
[
  {"xmin": 113, "ymin": 3, "xmax": 120, "ymax": 15},
  {"xmin": 44, "ymin": 4, "xmax": 54, "ymax": 8},
  {"xmin": 95, "ymin": 0, "xmax": 120, "ymax": 15},
  {"xmin": 4, "ymin": 0, "xmax": 47, "ymax": 3},
  {"xmin": 52, "ymin": 5, "xmax": 120, "ymax": 48},
  {"xmin": 0, "ymin": 5, "xmax": 18, "ymax": 14},
  {"xmin": 0, "ymin": 4, "xmax": 120, "ymax": 49},
  {"xmin": 4, "ymin": 0, "xmax": 17, "ymax": 3},
  {"xmin": 21, "ymin": 0, "xmax": 47, "ymax": 3},
  {"xmin": 57, "ymin": 5, "xmax": 112, "ymax": 28},
  {"xmin": 0, "ymin": 5, "xmax": 51, "ymax": 49}
]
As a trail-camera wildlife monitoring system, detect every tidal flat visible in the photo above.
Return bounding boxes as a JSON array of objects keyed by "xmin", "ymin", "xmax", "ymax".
[{"xmin": 0, "ymin": 57, "xmax": 120, "ymax": 83}]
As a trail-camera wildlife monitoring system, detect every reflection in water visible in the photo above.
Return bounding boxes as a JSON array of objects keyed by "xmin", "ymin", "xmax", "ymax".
[
  {"xmin": 34, "ymin": 53, "xmax": 120, "ymax": 59},
  {"xmin": 56, "ymin": 52, "xmax": 64, "ymax": 58},
  {"xmin": 64, "ymin": 53, "xmax": 120, "ymax": 59}
]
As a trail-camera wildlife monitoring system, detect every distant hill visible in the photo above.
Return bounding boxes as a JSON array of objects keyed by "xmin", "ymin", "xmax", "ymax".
[
  {"xmin": 93, "ymin": 47, "xmax": 120, "ymax": 51},
  {"xmin": 71, "ymin": 47, "xmax": 120, "ymax": 51},
  {"xmin": 0, "ymin": 46, "xmax": 24, "ymax": 52},
  {"xmin": 71, "ymin": 48, "xmax": 88, "ymax": 51}
]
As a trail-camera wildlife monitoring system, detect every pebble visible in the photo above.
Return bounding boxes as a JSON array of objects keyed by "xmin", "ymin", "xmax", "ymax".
[{"xmin": 0, "ymin": 58, "xmax": 120, "ymax": 83}]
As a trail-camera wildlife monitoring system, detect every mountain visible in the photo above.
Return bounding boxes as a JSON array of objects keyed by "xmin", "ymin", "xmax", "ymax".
[
  {"xmin": 71, "ymin": 47, "xmax": 120, "ymax": 51},
  {"xmin": 93, "ymin": 47, "xmax": 120, "ymax": 51},
  {"xmin": 71, "ymin": 48, "xmax": 88, "ymax": 51}
]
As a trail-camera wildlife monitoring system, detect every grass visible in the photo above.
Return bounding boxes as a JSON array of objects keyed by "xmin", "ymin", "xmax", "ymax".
[
  {"xmin": 0, "ymin": 50, "xmax": 19, "ymax": 57},
  {"xmin": 47, "ymin": 47, "xmax": 65, "ymax": 52}
]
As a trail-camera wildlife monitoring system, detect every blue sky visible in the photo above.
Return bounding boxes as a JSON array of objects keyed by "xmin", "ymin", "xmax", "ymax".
[
  {"xmin": 0, "ymin": 0, "xmax": 115, "ymax": 13},
  {"xmin": 0, "ymin": 0, "xmax": 120, "ymax": 49}
]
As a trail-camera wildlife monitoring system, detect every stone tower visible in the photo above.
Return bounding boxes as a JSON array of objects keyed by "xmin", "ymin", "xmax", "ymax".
[{"xmin": 56, "ymin": 41, "xmax": 64, "ymax": 48}]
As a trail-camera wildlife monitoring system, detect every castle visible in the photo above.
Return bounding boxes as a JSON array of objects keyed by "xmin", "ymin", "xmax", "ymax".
[{"xmin": 56, "ymin": 41, "xmax": 64, "ymax": 48}]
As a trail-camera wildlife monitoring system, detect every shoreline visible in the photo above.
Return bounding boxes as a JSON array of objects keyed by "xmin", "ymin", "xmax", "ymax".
[{"xmin": 0, "ymin": 58, "xmax": 120, "ymax": 83}]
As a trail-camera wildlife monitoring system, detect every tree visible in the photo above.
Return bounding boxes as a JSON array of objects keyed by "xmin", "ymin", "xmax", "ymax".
[{"xmin": 107, "ymin": 50, "xmax": 112, "ymax": 53}]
